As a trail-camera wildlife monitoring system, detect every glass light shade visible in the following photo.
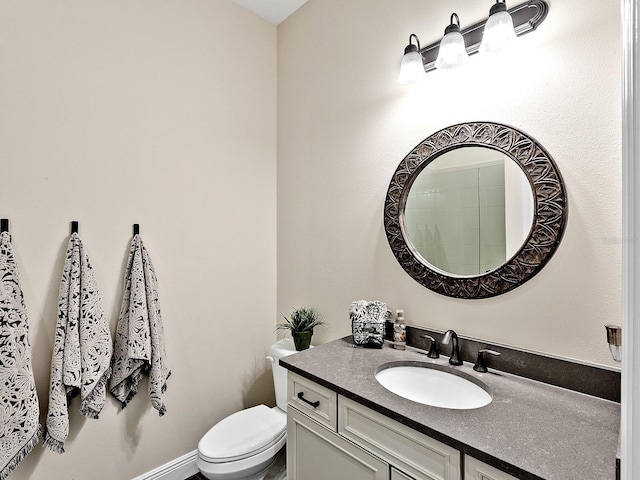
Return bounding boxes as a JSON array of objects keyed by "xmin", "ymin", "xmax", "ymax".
[
  {"xmin": 480, "ymin": 10, "xmax": 517, "ymax": 55},
  {"xmin": 606, "ymin": 325, "xmax": 622, "ymax": 362},
  {"xmin": 397, "ymin": 50, "xmax": 428, "ymax": 85},
  {"xmin": 609, "ymin": 344, "xmax": 622, "ymax": 362},
  {"xmin": 435, "ymin": 31, "xmax": 469, "ymax": 69}
]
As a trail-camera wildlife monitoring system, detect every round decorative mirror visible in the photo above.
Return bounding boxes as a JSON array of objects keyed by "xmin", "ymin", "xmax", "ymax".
[{"xmin": 384, "ymin": 122, "xmax": 567, "ymax": 299}]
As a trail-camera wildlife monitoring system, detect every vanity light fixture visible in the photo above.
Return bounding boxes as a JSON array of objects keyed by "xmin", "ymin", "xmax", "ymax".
[
  {"xmin": 397, "ymin": 0, "xmax": 548, "ymax": 79},
  {"xmin": 397, "ymin": 34, "xmax": 428, "ymax": 85},
  {"xmin": 434, "ymin": 13, "xmax": 469, "ymax": 70},
  {"xmin": 479, "ymin": 0, "xmax": 518, "ymax": 55}
]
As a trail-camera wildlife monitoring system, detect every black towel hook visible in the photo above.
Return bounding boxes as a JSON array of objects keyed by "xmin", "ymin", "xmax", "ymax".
[
  {"xmin": 133, "ymin": 224, "xmax": 140, "ymax": 235},
  {"xmin": 1, "ymin": 219, "xmax": 8, "ymax": 233},
  {"xmin": 71, "ymin": 221, "xmax": 79, "ymax": 234}
]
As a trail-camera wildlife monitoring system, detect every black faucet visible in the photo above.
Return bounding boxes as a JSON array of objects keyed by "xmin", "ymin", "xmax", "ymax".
[{"xmin": 442, "ymin": 330, "xmax": 463, "ymax": 365}]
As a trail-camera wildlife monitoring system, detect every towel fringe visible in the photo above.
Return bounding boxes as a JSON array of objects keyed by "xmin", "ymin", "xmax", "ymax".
[
  {"xmin": 43, "ymin": 428, "xmax": 65, "ymax": 454},
  {"xmin": 0, "ymin": 425, "xmax": 42, "ymax": 480},
  {"xmin": 79, "ymin": 408, "xmax": 100, "ymax": 420},
  {"xmin": 112, "ymin": 366, "xmax": 144, "ymax": 409},
  {"xmin": 161, "ymin": 371, "xmax": 171, "ymax": 394},
  {"xmin": 152, "ymin": 373, "xmax": 171, "ymax": 416},
  {"xmin": 80, "ymin": 367, "xmax": 112, "ymax": 419},
  {"xmin": 119, "ymin": 382, "xmax": 140, "ymax": 409}
]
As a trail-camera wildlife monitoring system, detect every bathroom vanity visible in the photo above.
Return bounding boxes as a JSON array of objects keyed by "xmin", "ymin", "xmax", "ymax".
[{"xmin": 281, "ymin": 337, "xmax": 620, "ymax": 480}]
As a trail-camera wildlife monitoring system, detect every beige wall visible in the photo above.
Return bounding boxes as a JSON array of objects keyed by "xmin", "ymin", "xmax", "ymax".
[
  {"xmin": 1, "ymin": 1, "xmax": 277, "ymax": 479},
  {"xmin": 277, "ymin": 0, "xmax": 622, "ymax": 367}
]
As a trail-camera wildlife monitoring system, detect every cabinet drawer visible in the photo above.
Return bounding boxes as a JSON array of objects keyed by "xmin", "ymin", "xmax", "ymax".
[
  {"xmin": 288, "ymin": 372, "xmax": 338, "ymax": 431},
  {"xmin": 465, "ymin": 457, "xmax": 518, "ymax": 480},
  {"xmin": 339, "ymin": 396, "xmax": 460, "ymax": 480}
]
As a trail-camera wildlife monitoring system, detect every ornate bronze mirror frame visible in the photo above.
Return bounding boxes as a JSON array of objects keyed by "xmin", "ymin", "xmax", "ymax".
[{"xmin": 384, "ymin": 122, "xmax": 567, "ymax": 299}]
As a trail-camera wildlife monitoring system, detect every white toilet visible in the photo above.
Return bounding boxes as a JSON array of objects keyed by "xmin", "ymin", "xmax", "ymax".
[{"xmin": 196, "ymin": 339, "xmax": 296, "ymax": 480}]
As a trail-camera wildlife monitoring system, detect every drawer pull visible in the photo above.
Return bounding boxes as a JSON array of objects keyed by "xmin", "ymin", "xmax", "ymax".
[{"xmin": 297, "ymin": 391, "xmax": 320, "ymax": 408}]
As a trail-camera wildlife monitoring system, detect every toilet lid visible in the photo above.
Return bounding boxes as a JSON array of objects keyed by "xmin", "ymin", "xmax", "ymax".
[{"xmin": 198, "ymin": 405, "xmax": 286, "ymax": 463}]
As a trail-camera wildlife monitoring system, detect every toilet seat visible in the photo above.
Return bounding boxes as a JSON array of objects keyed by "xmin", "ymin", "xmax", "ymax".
[
  {"xmin": 198, "ymin": 405, "xmax": 286, "ymax": 463},
  {"xmin": 196, "ymin": 432, "xmax": 286, "ymax": 479}
]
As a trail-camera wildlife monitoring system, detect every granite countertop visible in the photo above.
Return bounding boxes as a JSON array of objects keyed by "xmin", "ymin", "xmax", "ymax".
[{"xmin": 280, "ymin": 337, "xmax": 620, "ymax": 480}]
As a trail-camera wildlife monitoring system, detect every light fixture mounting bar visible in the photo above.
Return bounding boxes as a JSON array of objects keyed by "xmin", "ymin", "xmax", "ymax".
[{"xmin": 420, "ymin": 0, "xmax": 548, "ymax": 72}]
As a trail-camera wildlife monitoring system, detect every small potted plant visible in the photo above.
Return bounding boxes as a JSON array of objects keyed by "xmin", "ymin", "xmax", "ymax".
[{"xmin": 277, "ymin": 307, "xmax": 325, "ymax": 351}]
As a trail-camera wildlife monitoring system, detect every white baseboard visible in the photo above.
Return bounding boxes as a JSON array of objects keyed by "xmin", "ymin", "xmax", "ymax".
[{"xmin": 131, "ymin": 450, "xmax": 199, "ymax": 480}]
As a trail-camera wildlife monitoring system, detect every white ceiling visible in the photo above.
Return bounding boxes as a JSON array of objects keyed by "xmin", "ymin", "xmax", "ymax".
[{"xmin": 231, "ymin": 0, "xmax": 308, "ymax": 25}]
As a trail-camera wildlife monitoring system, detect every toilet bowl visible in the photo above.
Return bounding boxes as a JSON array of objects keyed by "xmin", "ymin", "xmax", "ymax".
[{"xmin": 196, "ymin": 339, "xmax": 296, "ymax": 480}]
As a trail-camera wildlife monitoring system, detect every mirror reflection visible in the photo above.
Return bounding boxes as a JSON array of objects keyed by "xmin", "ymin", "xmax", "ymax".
[{"xmin": 404, "ymin": 147, "xmax": 534, "ymax": 277}]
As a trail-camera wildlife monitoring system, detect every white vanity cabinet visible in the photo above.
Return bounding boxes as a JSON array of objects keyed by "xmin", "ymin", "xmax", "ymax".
[
  {"xmin": 465, "ymin": 456, "xmax": 519, "ymax": 480},
  {"xmin": 287, "ymin": 372, "xmax": 461, "ymax": 480}
]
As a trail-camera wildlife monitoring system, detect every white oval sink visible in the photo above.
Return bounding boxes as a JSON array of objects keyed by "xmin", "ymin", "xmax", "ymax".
[{"xmin": 375, "ymin": 365, "xmax": 492, "ymax": 409}]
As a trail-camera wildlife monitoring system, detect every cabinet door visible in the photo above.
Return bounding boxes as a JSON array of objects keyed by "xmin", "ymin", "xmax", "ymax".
[
  {"xmin": 339, "ymin": 396, "xmax": 460, "ymax": 480},
  {"xmin": 465, "ymin": 456, "xmax": 519, "ymax": 480},
  {"xmin": 391, "ymin": 467, "xmax": 417, "ymax": 480},
  {"xmin": 288, "ymin": 407, "xmax": 389, "ymax": 480}
]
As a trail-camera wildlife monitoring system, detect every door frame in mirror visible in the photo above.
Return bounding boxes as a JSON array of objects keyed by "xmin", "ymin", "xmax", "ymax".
[{"xmin": 384, "ymin": 122, "xmax": 568, "ymax": 299}]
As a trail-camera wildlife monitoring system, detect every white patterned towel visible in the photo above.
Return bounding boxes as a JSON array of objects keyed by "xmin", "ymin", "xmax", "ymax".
[
  {"xmin": 110, "ymin": 235, "xmax": 170, "ymax": 416},
  {"xmin": 0, "ymin": 232, "xmax": 41, "ymax": 479},
  {"xmin": 44, "ymin": 233, "xmax": 112, "ymax": 453}
]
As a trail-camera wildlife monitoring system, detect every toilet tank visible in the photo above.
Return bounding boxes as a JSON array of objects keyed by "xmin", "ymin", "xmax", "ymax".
[{"xmin": 268, "ymin": 339, "xmax": 297, "ymax": 411}]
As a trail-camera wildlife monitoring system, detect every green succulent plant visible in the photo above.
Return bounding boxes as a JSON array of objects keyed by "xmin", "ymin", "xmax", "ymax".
[{"xmin": 276, "ymin": 307, "xmax": 325, "ymax": 333}]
